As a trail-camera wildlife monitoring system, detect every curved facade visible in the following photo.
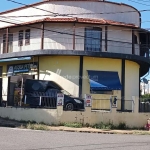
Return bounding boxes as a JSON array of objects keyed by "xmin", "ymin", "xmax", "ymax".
[
  {"xmin": 0, "ymin": 0, "xmax": 140, "ymax": 27},
  {"xmin": 0, "ymin": 0, "xmax": 149, "ymax": 111}
]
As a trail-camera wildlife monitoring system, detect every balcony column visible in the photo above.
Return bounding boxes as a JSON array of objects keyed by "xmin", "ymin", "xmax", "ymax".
[
  {"xmin": 132, "ymin": 29, "xmax": 135, "ymax": 54},
  {"xmin": 105, "ymin": 26, "xmax": 108, "ymax": 51},
  {"xmin": 73, "ymin": 22, "xmax": 76, "ymax": 50},
  {"xmin": 121, "ymin": 59, "xmax": 125, "ymax": 111},
  {"xmin": 79, "ymin": 56, "xmax": 83, "ymax": 98},
  {"xmin": 41, "ymin": 22, "xmax": 44, "ymax": 50},
  {"xmin": 4, "ymin": 28, "xmax": 9, "ymax": 53}
]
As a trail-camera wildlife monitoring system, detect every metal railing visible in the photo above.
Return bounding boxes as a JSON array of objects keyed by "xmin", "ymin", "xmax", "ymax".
[
  {"xmin": 24, "ymin": 95, "xmax": 57, "ymax": 109},
  {"xmin": 91, "ymin": 99, "xmax": 111, "ymax": 111},
  {"xmin": 1, "ymin": 38, "xmax": 149, "ymax": 59},
  {"xmin": 117, "ymin": 99, "xmax": 134, "ymax": 112},
  {"xmin": 0, "ymin": 94, "xmax": 57, "ymax": 109},
  {"xmin": 139, "ymin": 98, "xmax": 150, "ymax": 112},
  {"xmin": 91, "ymin": 98, "xmax": 134, "ymax": 112}
]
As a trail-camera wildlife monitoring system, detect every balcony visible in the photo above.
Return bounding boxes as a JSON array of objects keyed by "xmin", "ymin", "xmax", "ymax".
[{"xmin": 2, "ymin": 37, "xmax": 149, "ymax": 59}]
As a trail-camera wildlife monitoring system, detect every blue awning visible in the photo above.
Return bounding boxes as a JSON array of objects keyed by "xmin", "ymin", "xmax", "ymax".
[
  {"xmin": 0, "ymin": 57, "xmax": 31, "ymax": 62},
  {"xmin": 87, "ymin": 70, "xmax": 122, "ymax": 90}
]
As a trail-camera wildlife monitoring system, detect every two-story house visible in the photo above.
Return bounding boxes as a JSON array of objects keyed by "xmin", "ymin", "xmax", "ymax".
[{"xmin": 0, "ymin": 0, "xmax": 150, "ymax": 111}]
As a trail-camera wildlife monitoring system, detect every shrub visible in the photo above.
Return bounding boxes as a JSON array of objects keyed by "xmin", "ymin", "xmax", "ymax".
[
  {"xmin": 63, "ymin": 122, "xmax": 83, "ymax": 128},
  {"xmin": 92, "ymin": 122, "xmax": 114, "ymax": 130},
  {"xmin": 117, "ymin": 122, "xmax": 127, "ymax": 130}
]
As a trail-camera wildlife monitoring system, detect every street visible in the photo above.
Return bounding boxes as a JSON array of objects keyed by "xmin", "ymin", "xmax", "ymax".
[{"xmin": 0, "ymin": 127, "xmax": 149, "ymax": 150}]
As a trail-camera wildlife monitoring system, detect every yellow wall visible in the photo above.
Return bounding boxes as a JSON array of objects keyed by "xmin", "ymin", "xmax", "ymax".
[
  {"xmin": 39, "ymin": 56, "xmax": 80, "ymax": 97},
  {"xmin": 82, "ymin": 57, "xmax": 122, "ymax": 109},
  {"xmin": 125, "ymin": 60, "xmax": 139, "ymax": 110},
  {"xmin": 0, "ymin": 55, "xmax": 140, "ymax": 110},
  {"xmin": 0, "ymin": 56, "xmax": 38, "ymax": 101}
]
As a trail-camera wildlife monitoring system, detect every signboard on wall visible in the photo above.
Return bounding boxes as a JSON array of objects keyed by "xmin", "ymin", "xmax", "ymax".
[
  {"xmin": 85, "ymin": 94, "xmax": 92, "ymax": 107},
  {"xmin": 7, "ymin": 62, "xmax": 38, "ymax": 76},
  {"xmin": 110, "ymin": 96, "xmax": 117, "ymax": 108},
  {"xmin": 57, "ymin": 93, "xmax": 64, "ymax": 106}
]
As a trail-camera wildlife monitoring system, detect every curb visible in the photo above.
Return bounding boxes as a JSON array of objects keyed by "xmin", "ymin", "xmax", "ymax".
[
  {"xmin": 48, "ymin": 126, "xmax": 150, "ymax": 135},
  {"xmin": 0, "ymin": 117, "xmax": 150, "ymax": 135}
]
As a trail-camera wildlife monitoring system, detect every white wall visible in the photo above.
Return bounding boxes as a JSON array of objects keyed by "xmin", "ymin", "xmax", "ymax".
[
  {"xmin": 0, "ymin": 3, "xmax": 49, "ymax": 28},
  {"xmin": 125, "ymin": 60, "xmax": 139, "ymax": 110},
  {"xmin": 0, "ymin": 1, "xmax": 140, "ymax": 28},
  {"xmin": 107, "ymin": 26, "xmax": 132, "ymax": 54},
  {"xmin": 0, "ymin": 23, "xmax": 139, "ymax": 55},
  {"xmin": 9, "ymin": 25, "xmax": 41, "ymax": 52},
  {"xmin": 44, "ymin": 23, "xmax": 73, "ymax": 50}
]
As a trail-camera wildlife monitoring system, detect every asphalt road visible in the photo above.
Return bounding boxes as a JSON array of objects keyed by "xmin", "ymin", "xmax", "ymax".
[{"xmin": 0, "ymin": 127, "xmax": 150, "ymax": 150}]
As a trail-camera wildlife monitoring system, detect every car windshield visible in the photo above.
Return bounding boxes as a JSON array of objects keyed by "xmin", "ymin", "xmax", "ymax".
[{"xmin": 61, "ymin": 89, "xmax": 71, "ymax": 96}]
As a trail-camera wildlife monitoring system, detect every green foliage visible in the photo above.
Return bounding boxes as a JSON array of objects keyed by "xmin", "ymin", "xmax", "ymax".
[
  {"xmin": 92, "ymin": 122, "xmax": 114, "ymax": 130},
  {"xmin": 92, "ymin": 122, "xmax": 128, "ymax": 130},
  {"xmin": 141, "ymin": 94, "xmax": 150, "ymax": 99},
  {"xmin": 25, "ymin": 123, "xmax": 49, "ymax": 130},
  {"xmin": 117, "ymin": 122, "xmax": 127, "ymax": 130},
  {"xmin": 63, "ymin": 122, "xmax": 83, "ymax": 128}
]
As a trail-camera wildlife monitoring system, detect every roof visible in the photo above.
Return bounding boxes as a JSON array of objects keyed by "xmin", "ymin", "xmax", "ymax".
[
  {"xmin": 0, "ymin": 0, "xmax": 140, "ymax": 18},
  {"xmin": 0, "ymin": 17, "xmax": 138, "ymax": 30}
]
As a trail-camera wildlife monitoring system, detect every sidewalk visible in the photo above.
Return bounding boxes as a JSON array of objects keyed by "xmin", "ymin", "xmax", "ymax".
[
  {"xmin": 48, "ymin": 126, "xmax": 150, "ymax": 135},
  {"xmin": 0, "ymin": 117, "xmax": 149, "ymax": 135}
]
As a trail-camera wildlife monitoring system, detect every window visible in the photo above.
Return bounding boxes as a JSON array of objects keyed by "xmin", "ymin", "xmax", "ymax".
[
  {"xmin": 3, "ymin": 34, "xmax": 6, "ymax": 53},
  {"xmin": 84, "ymin": 28, "xmax": 102, "ymax": 52},
  {"xmin": 8, "ymin": 34, "xmax": 13, "ymax": 53},
  {"xmin": 3, "ymin": 34, "xmax": 13, "ymax": 53},
  {"xmin": 18, "ymin": 30, "xmax": 23, "ymax": 46},
  {"xmin": 25, "ymin": 29, "xmax": 30, "ymax": 45}
]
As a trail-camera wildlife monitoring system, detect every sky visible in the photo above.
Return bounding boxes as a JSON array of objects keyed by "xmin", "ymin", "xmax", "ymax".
[{"xmin": 0, "ymin": 0, "xmax": 149, "ymax": 29}]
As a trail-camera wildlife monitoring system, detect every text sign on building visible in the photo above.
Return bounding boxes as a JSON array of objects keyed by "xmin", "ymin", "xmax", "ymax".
[
  {"xmin": 57, "ymin": 93, "xmax": 64, "ymax": 106},
  {"xmin": 85, "ymin": 94, "xmax": 92, "ymax": 107},
  {"xmin": 7, "ymin": 62, "xmax": 38, "ymax": 76}
]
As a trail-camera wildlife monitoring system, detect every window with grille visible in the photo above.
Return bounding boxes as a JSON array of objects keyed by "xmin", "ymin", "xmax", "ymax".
[
  {"xmin": 3, "ymin": 34, "xmax": 6, "ymax": 53},
  {"xmin": 84, "ymin": 28, "xmax": 102, "ymax": 52},
  {"xmin": 3, "ymin": 34, "xmax": 13, "ymax": 53},
  {"xmin": 18, "ymin": 30, "xmax": 23, "ymax": 46},
  {"xmin": 25, "ymin": 29, "xmax": 30, "ymax": 45},
  {"xmin": 8, "ymin": 34, "xmax": 13, "ymax": 53}
]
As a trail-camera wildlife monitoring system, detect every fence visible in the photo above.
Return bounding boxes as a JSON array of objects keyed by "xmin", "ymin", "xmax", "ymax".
[
  {"xmin": 91, "ymin": 99, "xmax": 111, "ymax": 111},
  {"xmin": 2, "ymin": 95, "xmax": 135, "ymax": 112},
  {"xmin": 91, "ymin": 98, "xmax": 134, "ymax": 112},
  {"xmin": 2, "ymin": 37, "xmax": 147, "ymax": 58},
  {"xmin": 139, "ymin": 99, "xmax": 150, "ymax": 112},
  {"xmin": 0, "ymin": 94, "xmax": 57, "ymax": 109},
  {"xmin": 24, "ymin": 95, "xmax": 57, "ymax": 109}
]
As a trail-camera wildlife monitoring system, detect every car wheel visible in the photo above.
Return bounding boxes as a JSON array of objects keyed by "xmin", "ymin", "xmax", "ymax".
[{"xmin": 65, "ymin": 103, "xmax": 74, "ymax": 111}]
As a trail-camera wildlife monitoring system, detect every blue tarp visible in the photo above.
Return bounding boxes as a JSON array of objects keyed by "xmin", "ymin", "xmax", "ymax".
[{"xmin": 87, "ymin": 70, "xmax": 122, "ymax": 90}]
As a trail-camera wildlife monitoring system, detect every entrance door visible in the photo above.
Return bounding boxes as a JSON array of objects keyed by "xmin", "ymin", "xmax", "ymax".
[{"xmin": 7, "ymin": 75, "xmax": 34, "ymax": 106}]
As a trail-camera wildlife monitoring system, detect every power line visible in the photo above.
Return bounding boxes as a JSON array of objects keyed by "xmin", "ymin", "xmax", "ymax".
[
  {"xmin": 5, "ymin": 0, "xmax": 150, "ymax": 16},
  {"xmin": 1, "ymin": 13, "xmax": 150, "ymax": 32},
  {"xmin": 5, "ymin": 0, "xmax": 150, "ymax": 31},
  {"xmin": 6, "ymin": 0, "xmax": 62, "ymax": 17},
  {"xmin": 0, "ymin": 15, "xmax": 149, "ymax": 51},
  {"xmin": 128, "ymin": 0, "xmax": 150, "ymax": 6},
  {"xmin": 0, "ymin": 8, "xmax": 149, "ymax": 43},
  {"xmin": 137, "ymin": 0, "xmax": 150, "ymax": 2},
  {"xmin": 0, "ymin": 16, "xmax": 149, "ymax": 41}
]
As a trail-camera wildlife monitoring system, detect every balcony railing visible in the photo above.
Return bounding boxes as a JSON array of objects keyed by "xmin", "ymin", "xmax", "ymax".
[{"xmin": 1, "ymin": 38, "xmax": 149, "ymax": 59}]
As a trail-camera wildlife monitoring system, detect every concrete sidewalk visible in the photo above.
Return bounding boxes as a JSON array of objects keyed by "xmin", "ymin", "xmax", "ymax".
[
  {"xmin": 0, "ymin": 117, "xmax": 149, "ymax": 135},
  {"xmin": 48, "ymin": 126, "xmax": 150, "ymax": 135}
]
